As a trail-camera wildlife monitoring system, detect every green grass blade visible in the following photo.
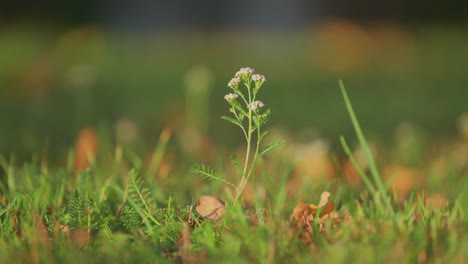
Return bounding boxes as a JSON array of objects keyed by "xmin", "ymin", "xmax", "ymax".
[
  {"xmin": 340, "ymin": 136, "xmax": 376, "ymax": 194},
  {"xmin": 148, "ymin": 128, "xmax": 171, "ymax": 177},
  {"xmin": 339, "ymin": 80, "xmax": 395, "ymax": 216}
]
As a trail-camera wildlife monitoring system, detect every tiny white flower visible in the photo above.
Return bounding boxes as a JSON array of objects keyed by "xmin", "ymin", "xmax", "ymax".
[
  {"xmin": 235, "ymin": 67, "xmax": 254, "ymax": 77},
  {"xmin": 228, "ymin": 77, "xmax": 241, "ymax": 88},
  {"xmin": 224, "ymin": 93, "xmax": 239, "ymax": 102},
  {"xmin": 251, "ymin": 74, "xmax": 266, "ymax": 82},
  {"xmin": 248, "ymin": 100, "xmax": 264, "ymax": 111}
]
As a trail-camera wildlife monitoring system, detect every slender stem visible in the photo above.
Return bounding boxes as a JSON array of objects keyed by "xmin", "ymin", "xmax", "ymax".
[
  {"xmin": 234, "ymin": 82, "xmax": 253, "ymax": 204},
  {"xmin": 234, "ymin": 118, "xmax": 262, "ymax": 204},
  {"xmin": 243, "ymin": 118, "xmax": 252, "ymax": 176},
  {"xmin": 232, "ymin": 108, "xmax": 248, "ymax": 140},
  {"xmin": 246, "ymin": 123, "xmax": 262, "ymax": 182},
  {"xmin": 235, "ymin": 89, "xmax": 249, "ymax": 106},
  {"xmin": 243, "ymin": 83, "xmax": 253, "ymax": 176}
]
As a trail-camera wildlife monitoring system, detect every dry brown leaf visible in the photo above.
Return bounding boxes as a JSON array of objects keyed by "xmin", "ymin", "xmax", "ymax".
[
  {"xmin": 290, "ymin": 202, "xmax": 314, "ymax": 225},
  {"xmin": 195, "ymin": 196, "xmax": 225, "ymax": 221},
  {"xmin": 291, "ymin": 192, "xmax": 335, "ymax": 224},
  {"xmin": 74, "ymin": 127, "xmax": 98, "ymax": 173},
  {"xmin": 290, "ymin": 191, "xmax": 335, "ymax": 244},
  {"xmin": 318, "ymin": 200, "xmax": 335, "ymax": 218},
  {"xmin": 318, "ymin": 191, "xmax": 331, "ymax": 207}
]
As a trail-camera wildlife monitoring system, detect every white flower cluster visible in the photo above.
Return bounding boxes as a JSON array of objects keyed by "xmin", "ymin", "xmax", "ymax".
[
  {"xmin": 228, "ymin": 67, "xmax": 267, "ymax": 88},
  {"xmin": 248, "ymin": 100, "xmax": 265, "ymax": 111},
  {"xmin": 228, "ymin": 77, "xmax": 241, "ymax": 89},
  {"xmin": 251, "ymin": 74, "xmax": 266, "ymax": 82},
  {"xmin": 235, "ymin": 67, "xmax": 255, "ymax": 77},
  {"xmin": 224, "ymin": 93, "xmax": 239, "ymax": 102}
]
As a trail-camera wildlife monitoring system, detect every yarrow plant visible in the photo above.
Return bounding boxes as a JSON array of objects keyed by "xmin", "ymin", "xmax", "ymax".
[{"xmin": 192, "ymin": 67, "xmax": 284, "ymax": 205}]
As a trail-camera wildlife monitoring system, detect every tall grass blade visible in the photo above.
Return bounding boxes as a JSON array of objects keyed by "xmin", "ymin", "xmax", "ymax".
[
  {"xmin": 340, "ymin": 136, "xmax": 376, "ymax": 194},
  {"xmin": 339, "ymin": 80, "xmax": 395, "ymax": 216}
]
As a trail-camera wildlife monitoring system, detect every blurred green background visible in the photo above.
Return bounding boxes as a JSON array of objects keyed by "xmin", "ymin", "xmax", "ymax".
[{"xmin": 1, "ymin": 2, "xmax": 468, "ymax": 162}]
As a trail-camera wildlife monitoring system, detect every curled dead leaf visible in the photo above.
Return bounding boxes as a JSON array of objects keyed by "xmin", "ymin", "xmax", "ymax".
[
  {"xmin": 291, "ymin": 192, "xmax": 335, "ymax": 225},
  {"xmin": 290, "ymin": 191, "xmax": 335, "ymax": 244},
  {"xmin": 195, "ymin": 196, "xmax": 225, "ymax": 221},
  {"xmin": 290, "ymin": 202, "xmax": 314, "ymax": 225}
]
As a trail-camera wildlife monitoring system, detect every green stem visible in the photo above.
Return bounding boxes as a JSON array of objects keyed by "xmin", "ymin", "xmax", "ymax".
[
  {"xmin": 234, "ymin": 121, "xmax": 262, "ymax": 205},
  {"xmin": 234, "ymin": 83, "xmax": 254, "ymax": 205},
  {"xmin": 245, "ymin": 123, "xmax": 262, "ymax": 183},
  {"xmin": 232, "ymin": 108, "xmax": 248, "ymax": 140}
]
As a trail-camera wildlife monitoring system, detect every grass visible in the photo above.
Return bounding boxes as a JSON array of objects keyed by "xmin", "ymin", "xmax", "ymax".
[{"xmin": 0, "ymin": 82, "xmax": 466, "ymax": 263}]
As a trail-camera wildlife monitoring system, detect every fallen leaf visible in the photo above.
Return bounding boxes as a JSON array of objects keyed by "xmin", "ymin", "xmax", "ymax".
[
  {"xmin": 318, "ymin": 200, "xmax": 335, "ymax": 218},
  {"xmin": 291, "ymin": 192, "xmax": 335, "ymax": 224},
  {"xmin": 290, "ymin": 191, "xmax": 335, "ymax": 244},
  {"xmin": 318, "ymin": 191, "xmax": 331, "ymax": 207},
  {"xmin": 195, "ymin": 196, "xmax": 225, "ymax": 221},
  {"xmin": 290, "ymin": 202, "xmax": 314, "ymax": 225}
]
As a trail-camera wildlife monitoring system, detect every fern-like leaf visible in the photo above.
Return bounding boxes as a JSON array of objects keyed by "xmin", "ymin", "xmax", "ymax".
[
  {"xmin": 229, "ymin": 155, "xmax": 243, "ymax": 173},
  {"xmin": 120, "ymin": 205, "xmax": 141, "ymax": 230},
  {"xmin": 127, "ymin": 169, "xmax": 160, "ymax": 227},
  {"xmin": 259, "ymin": 130, "xmax": 269, "ymax": 141},
  {"xmin": 221, "ymin": 115, "xmax": 243, "ymax": 129},
  {"xmin": 69, "ymin": 189, "xmax": 85, "ymax": 228},
  {"xmin": 259, "ymin": 139, "xmax": 285, "ymax": 157},
  {"xmin": 191, "ymin": 164, "xmax": 238, "ymax": 191},
  {"xmin": 100, "ymin": 222, "xmax": 114, "ymax": 244}
]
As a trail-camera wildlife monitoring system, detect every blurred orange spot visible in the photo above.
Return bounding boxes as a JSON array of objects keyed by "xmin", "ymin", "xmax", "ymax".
[
  {"xmin": 74, "ymin": 127, "xmax": 98, "ymax": 173},
  {"xmin": 384, "ymin": 164, "xmax": 423, "ymax": 198},
  {"xmin": 342, "ymin": 159, "xmax": 364, "ymax": 187},
  {"xmin": 288, "ymin": 139, "xmax": 335, "ymax": 194},
  {"xmin": 309, "ymin": 20, "xmax": 414, "ymax": 74},
  {"xmin": 310, "ymin": 20, "xmax": 374, "ymax": 73}
]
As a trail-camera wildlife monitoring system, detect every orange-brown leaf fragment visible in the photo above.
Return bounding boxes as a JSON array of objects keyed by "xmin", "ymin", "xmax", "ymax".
[
  {"xmin": 317, "ymin": 192, "xmax": 334, "ymax": 217},
  {"xmin": 290, "ymin": 203, "xmax": 314, "ymax": 244},
  {"xmin": 318, "ymin": 201, "xmax": 335, "ymax": 218},
  {"xmin": 290, "ymin": 191, "xmax": 335, "ymax": 244},
  {"xmin": 290, "ymin": 203, "xmax": 314, "ymax": 225},
  {"xmin": 195, "ymin": 196, "xmax": 225, "ymax": 221}
]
